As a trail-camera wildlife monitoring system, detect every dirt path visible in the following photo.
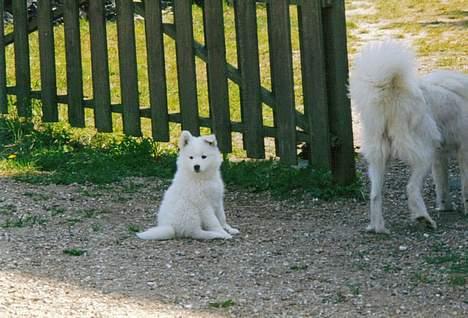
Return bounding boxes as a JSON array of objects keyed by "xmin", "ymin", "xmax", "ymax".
[{"xmin": 1, "ymin": 155, "xmax": 467, "ymax": 317}]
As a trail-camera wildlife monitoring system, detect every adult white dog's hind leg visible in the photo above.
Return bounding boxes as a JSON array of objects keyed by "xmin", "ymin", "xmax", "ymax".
[
  {"xmin": 214, "ymin": 200, "xmax": 240, "ymax": 235},
  {"xmin": 407, "ymin": 162, "xmax": 437, "ymax": 228},
  {"xmin": 367, "ymin": 156, "xmax": 389, "ymax": 234},
  {"xmin": 432, "ymin": 150, "xmax": 451, "ymax": 211},
  {"xmin": 459, "ymin": 148, "xmax": 468, "ymax": 215}
]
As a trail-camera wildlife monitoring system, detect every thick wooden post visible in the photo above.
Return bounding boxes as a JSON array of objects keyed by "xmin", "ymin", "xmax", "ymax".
[
  {"xmin": 89, "ymin": 0, "xmax": 113, "ymax": 132},
  {"xmin": 203, "ymin": 0, "xmax": 232, "ymax": 153},
  {"xmin": 266, "ymin": 0, "xmax": 297, "ymax": 165},
  {"xmin": 13, "ymin": 0, "xmax": 31, "ymax": 117},
  {"xmin": 322, "ymin": 0, "xmax": 356, "ymax": 184},
  {"xmin": 174, "ymin": 0, "xmax": 199, "ymax": 135},
  {"xmin": 144, "ymin": 0, "xmax": 170, "ymax": 141},
  {"xmin": 234, "ymin": 0, "xmax": 264, "ymax": 159},
  {"xmin": 298, "ymin": 0, "xmax": 331, "ymax": 171},
  {"xmin": 38, "ymin": 0, "xmax": 58, "ymax": 122},
  {"xmin": 116, "ymin": 0, "xmax": 141, "ymax": 136},
  {"xmin": 0, "ymin": 0, "xmax": 7, "ymax": 113},
  {"xmin": 64, "ymin": 0, "xmax": 85, "ymax": 127}
]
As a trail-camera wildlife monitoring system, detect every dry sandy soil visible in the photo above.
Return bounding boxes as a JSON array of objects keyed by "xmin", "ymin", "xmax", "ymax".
[{"xmin": 0, "ymin": 157, "xmax": 467, "ymax": 317}]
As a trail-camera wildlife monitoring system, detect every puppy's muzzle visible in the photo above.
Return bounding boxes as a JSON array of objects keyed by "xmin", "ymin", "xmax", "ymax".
[{"xmin": 194, "ymin": 164, "xmax": 200, "ymax": 172}]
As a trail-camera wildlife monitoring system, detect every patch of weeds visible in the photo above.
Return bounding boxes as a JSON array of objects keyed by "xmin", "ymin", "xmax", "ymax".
[
  {"xmin": 66, "ymin": 218, "xmax": 82, "ymax": 226},
  {"xmin": 81, "ymin": 208, "xmax": 99, "ymax": 219},
  {"xmin": 382, "ymin": 263, "xmax": 402, "ymax": 273},
  {"xmin": 47, "ymin": 206, "xmax": 65, "ymax": 216},
  {"xmin": 0, "ymin": 203, "xmax": 17, "ymax": 215},
  {"xmin": 290, "ymin": 264, "xmax": 309, "ymax": 271},
  {"xmin": 222, "ymin": 160, "xmax": 363, "ymax": 200},
  {"xmin": 347, "ymin": 283, "xmax": 361, "ymax": 296},
  {"xmin": 208, "ymin": 299, "xmax": 235, "ymax": 309},
  {"xmin": 1, "ymin": 214, "xmax": 47, "ymax": 228},
  {"xmin": 1, "ymin": 116, "xmax": 362, "ymax": 201},
  {"xmin": 448, "ymin": 274, "xmax": 466, "ymax": 286},
  {"xmin": 127, "ymin": 224, "xmax": 141, "ymax": 233},
  {"xmin": 23, "ymin": 191, "xmax": 50, "ymax": 202},
  {"xmin": 425, "ymin": 252, "xmax": 467, "ymax": 274},
  {"xmin": 122, "ymin": 181, "xmax": 139, "ymax": 193},
  {"xmin": 63, "ymin": 248, "xmax": 87, "ymax": 256},
  {"xmin": 411, "ymin": 272, "xmax": 432, "ymax": 284},
  {"xmin": 91, "ymin": 223, "xmax": 102, "ymax": 232},
  {"xmin": 333, "ymin": 291, "xmax": 347, "ymax": 304}
]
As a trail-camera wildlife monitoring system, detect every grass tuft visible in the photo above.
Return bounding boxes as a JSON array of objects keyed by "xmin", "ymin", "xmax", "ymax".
[{"xmin": 0, "ymin": 116, "xmax": 362, "ymax": 201}]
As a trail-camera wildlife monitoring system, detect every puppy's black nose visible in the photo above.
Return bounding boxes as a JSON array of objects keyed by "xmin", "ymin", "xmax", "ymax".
[{"xmin": 194, "ymin": 164, "xmax": 200, "ymax": 172}]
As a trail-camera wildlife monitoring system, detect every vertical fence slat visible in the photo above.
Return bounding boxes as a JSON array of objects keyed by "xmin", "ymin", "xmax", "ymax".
[
  {"xmin": 234, "ymin": 0, "xmax": 264, "ymax": 158},
  {"xmin": 322, "ymin": 0, "xmax": 356, "ymax": 184},
  {"xmin": 64, "ymin": 0, "xmax": 85, "ymax": 127},
  {"xmin": 144, "ymin": 0, "xmax": 169, "ymax": 141},
  {"xmin": 13, "ymin": 0, "xmax": 31, "ymax": 117},
  {"xmin": 266, "ymin": 0, "xmax": 296, "ymax": 164},
  {"xmin": 298, "ymin": 0, "xmax": 331, "ymax": 170},
  {"xmin": 174, "ymin": 0, "xmax": 199, "ymax": 135},
  {"xmin": 116, "ymin": 0, "xmax": 141, "ymax": 136},
  {"xmin": 203, "ymin": 0, "xmax": 231, "ymax": 153},
  {"xmin": 0, "ymin": 0, "xmax": 7, "ymax": 113},
  {"xmin": 38, "ymin": 0, "xmax": 58, "ymax": 122},
  {"xmin": 88, "ymin": 0, "xmax": 112, "ymax": 132}
]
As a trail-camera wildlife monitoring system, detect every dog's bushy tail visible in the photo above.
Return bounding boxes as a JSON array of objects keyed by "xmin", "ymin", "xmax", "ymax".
[
  {"xmin": 136, "ymin": 225, "xmax": 175, "ymax": 240},
  {"xmin": 349, "ymin": 40, "xmax": 418, "ymax": 111}
]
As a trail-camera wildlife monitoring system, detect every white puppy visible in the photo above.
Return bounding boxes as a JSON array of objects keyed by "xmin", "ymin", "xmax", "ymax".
[
  {"xmin": 137, "ymin": 131, "xmax": 239, "ymax": 240},
  {"xmin": 349, "ymin": 40, "xmax": 468, "ymax": 233}
]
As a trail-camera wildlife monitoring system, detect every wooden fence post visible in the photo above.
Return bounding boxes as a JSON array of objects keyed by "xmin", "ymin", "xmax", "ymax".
[
  {"xmin": 322, "ymin": 0, "xmax": 356, "ymax": 184},
  {"xmin": 38, "ymin": 0, "xmax": 58, "ymax": 122},
  {"xmin": 64, "ymin": 0, "xmax": 85, "ymax": 127},
  {"xmin": 13, "ymin": 0, "xmax": 31, "ymax": 117},
  {"xmin": 298, "ymin": 0, "xmax": 331, "ymax": 171},
  {"xmin": 0, "ymin": 0, "xmax": 7, "ymax": 113},
  {"xmin": 266, "ymin": 0, "xmax": 297, "ymax": 165},
  {"xmin": 234, "ymin": 0, "xmax": 264, "ymax": 159},
  {"xmin": 88, "ymin": 0, "xmax": 113, "ymax": 132},
  {"xmin": 174, "ymin": 0, "xmax": 199, "ymax": 136},
  {"xmin": 144, "ymin": 0, "xmax": 170, "ymax": 141},
  {"xmin": 116, "ymin": 0, "xmax": 141, "ymax": 136},
  {"xmin": 203, "ymin": 0, "xmax": 232, "ymax": 153}
]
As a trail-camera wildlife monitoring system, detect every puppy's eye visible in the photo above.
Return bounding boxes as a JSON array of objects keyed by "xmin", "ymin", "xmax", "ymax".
[
  {"xmin": 201, "ymin": 155, "xmax": 207, "ymax": 159},
  {"xmin": 189, "ymin": 156, "xmax": 194, "ymax": 160}
]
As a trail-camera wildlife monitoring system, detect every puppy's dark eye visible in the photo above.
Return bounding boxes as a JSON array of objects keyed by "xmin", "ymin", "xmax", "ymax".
[
  {"xmin": 201, "ymin": 155, "xmax": 207, "ymax": 159},
  {"xmin": 189, "ymin": 156, "xmax": 194, "ymax": 160}
]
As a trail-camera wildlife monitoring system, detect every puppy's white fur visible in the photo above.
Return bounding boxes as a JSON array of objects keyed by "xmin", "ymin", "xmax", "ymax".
[
  {"xmin": 349, "ymin": 40, "xmax": 468, "ymax": 233},
  {"xmin": 137, "ymin": 131, "xmax": 239, "ymax": 240}
]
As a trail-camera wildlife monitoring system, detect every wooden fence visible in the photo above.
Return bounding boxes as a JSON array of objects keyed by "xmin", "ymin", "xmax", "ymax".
[{"xmin": 0, "ymin": 0, "xmax": 355, "ymax": 184}]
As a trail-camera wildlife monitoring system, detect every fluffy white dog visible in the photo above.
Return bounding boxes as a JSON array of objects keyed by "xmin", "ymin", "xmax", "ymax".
[
  {"xmin": 349, "ymin": 40, "xmax": 468, "ymax": 233},
  {"xmin": 137, "ymin": 131, "xmax": 239, "ymax": 240}
]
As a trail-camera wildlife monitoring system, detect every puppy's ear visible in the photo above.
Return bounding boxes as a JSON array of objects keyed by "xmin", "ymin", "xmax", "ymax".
[
  {"xmin": 203, "ymin": 135, "xmax": 217, "ymax": 147},
  {"xmin": 179, "ymin": 130, "xmax": 192, "ymax": 149}
]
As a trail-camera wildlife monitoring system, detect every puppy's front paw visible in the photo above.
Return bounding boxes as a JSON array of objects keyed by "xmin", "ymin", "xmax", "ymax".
[{"xmin": 225, "ymin": 225, "xmax": 240, "ymax": 235}]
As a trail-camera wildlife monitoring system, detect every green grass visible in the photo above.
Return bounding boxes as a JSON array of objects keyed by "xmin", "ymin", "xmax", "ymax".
[
  {"xmin": 346, "ymin": 0, "xmax": 467, "ymax": 69},
  {"xmin": 63, "ymin": 248, "xmax": 87, "ymax": 256},
  {"xmin": 208, "ymin": 299, "xmax": 235, "ymax": 309},
  {"xmin": 1, "ymin": 213, "xmax": 47, "ymax": 228},
  {"xmin": 0, "ymin": 115, "xmax": 362, "ymax": 200}
]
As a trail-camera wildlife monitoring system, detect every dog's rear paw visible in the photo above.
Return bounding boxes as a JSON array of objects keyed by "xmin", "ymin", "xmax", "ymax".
[
  {"xmin": 366, "ymin": 224, "xmax": 390, "ymax": 234},
  {"xmin": 415, "ymin": 216, "xmax": 437, "ymax": 229}
]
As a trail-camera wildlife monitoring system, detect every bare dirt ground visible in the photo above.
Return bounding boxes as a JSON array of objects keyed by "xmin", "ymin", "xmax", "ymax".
[{"xmin": 0, "ymin": 157, "xmax": 467, "ymax": 317}]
